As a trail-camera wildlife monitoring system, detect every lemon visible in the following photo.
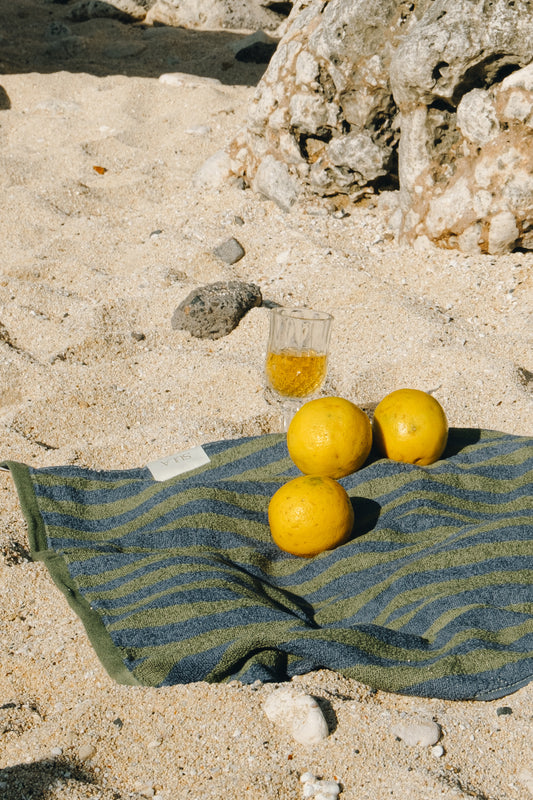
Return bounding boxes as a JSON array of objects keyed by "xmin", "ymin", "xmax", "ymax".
[
  {"xmin": 287, "ymin": 396, "xmax": 372, "ymax": 479},
  {"xmin": 268, "ymin": 474, "xmax": 354, "ymax": 557},
  {"xmin": 372, "ymin": 388, "xmax": 448, "ymax": 465}
]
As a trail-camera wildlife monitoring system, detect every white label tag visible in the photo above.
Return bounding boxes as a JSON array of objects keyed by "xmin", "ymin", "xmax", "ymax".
[{"xmin": 147, "ymin": 445, "xmax": 211, "ymax": 481}]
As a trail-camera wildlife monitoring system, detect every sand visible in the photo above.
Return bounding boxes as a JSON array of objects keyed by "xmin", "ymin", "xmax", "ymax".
[{"xmin": 0, "ymin": 2, "xmax": 532, "ymax": 798}]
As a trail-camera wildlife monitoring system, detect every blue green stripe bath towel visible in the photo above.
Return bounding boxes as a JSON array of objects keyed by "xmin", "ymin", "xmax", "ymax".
[{"xmin": 3, "ymin": 427, "xmax": 532, "ymax": 700}]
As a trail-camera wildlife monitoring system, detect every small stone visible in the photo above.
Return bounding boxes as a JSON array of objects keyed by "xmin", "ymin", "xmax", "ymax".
[
  {"xmin": 213, "ymin": 237, "xmax": 245, "ymax": 265},
  {"xmin": 159, "ymin": 72, "xmax": 222, "ymax": 89},
  {"xmin": 488, "ymin": 211, "xmax": 519, "ymax": 255},
  {"xmin": 50, "ymin": 746, "xmax": 63, "ymax": 756},
  {"xmin": 185, "ymin": 125, "xmax": 211, "ymax": 136},
  {"xmin": 252, "ymin": 154, "xmax": 300, "ymax": 212},
  {"xmin": 263, "ymin": 687, "xmax": 329, "ymax": 746},
  {"xmin": 391, "ymin": 718, "xmax": 441, "ymax": 747},
  {"xmin": 431, "ymin": 744, "xmax": 445, "ymax": 757},
  {"xmin": 171, "ymin": 281, "xmax": 262, "ymax": 339},
  {"xmin": 496, "ymin": 706, "xmax": 513, "ymax": 716},
  {"xmin": 78, "ymin": 743, "xmax": 96, "ymax": 761},
  {"xmin": 192, "ymin": 149, "xmax": 232, "ymax": 190}
]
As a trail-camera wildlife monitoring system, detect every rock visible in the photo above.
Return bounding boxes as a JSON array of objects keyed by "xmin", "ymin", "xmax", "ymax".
[
  {"xmin": 229, "ymin": 0, "xmax": 533, "ymax": 253},
  {"xmin": 159, "ymin": 72, "xmax": 222, "ymax": 89},
  {"xmin": 78, "ymin": 743, "xmax": 96, "ymax": 761},
  {"xmin": 230, "ymin": 0, "xmax": 404, "ymax": 202},
  {"xmin": 263, "ymin": 687, "xmax": 329, "ymax": 746},
  {"xmin": 192, "ymin": 149, "xmax": 232, "ymax": 190},
  {"xmin": 171, "ymin": 281, "xmax": 262, "ymax": 339},
  {"xmin": 252, "ymin": 154, "xmax": 300, "ymax": 211},
  {"xmin": 230, "ymin": 31, "xmax": 279, "ymax": 64},
  {"xmin": 391, "ymin": 718, "xmax": 441, "ymax": 747},
  {"xmin": 145, "ymin": 0, "xmax": 287, "ymax": 31},
  {"xmin": 67, "ymin": 0, "xmax": 148, "ymax": 21},
  {"xmin": 389, "ymin": 0, "xmax": 533, "ymax": 253},
  {"xmin": 213, "ymin": 237, "xmax": 245, "ymax": 265},
  {"xmin": 299, "ymin": 773, "xmax": 341, "ymax": 799}
]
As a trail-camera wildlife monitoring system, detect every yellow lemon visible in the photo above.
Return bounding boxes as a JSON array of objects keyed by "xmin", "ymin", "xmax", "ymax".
[
  {"xmin": 372, "ymin": 388, "xmax": 448, "ymax": 465},
  {"xmin": 268, "ymin": 474, "xmax": 354, "ymax": 557},
  {"xmin": 287, "ymin": 396, "xmax": 372, "ymax": 478}
]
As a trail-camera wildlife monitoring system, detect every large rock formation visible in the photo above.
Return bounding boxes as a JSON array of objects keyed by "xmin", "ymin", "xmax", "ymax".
[
  {"xmin": 66, "ymin": 0, "xmax": 293, "ymax": 30},
  {"xmin": 145, "ymin": 0, "xmax": 291, "ymax": 30},
  {"xmin": 229, "ymin": 0, "xmax": 533, "ymax": 254}
]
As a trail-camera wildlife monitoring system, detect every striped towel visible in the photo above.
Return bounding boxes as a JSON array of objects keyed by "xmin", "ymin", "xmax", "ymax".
[{"xmin": 3, "ymin": 427, "xmax": 532, "ymax": 700}]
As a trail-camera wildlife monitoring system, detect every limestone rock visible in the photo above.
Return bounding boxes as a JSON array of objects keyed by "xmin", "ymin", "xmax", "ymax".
[
  {"xmin": 145, "ymin": 0, "xmax": 288, "ymax": 31},
  {"xmin": 252, "ymin": 154, "xmax": 300, "ymax": 211},
  {"xmin": 229, "ymin": 0, "xmax": 410, "ymax": 207},
  {"xmin": 263, "ymin": 688, "xmax": 329, "ymax": 746},
  {"xmin": 390, "ymin": 0, "xmax": 533, "ymax": 253},
  {"xmin": 392, "ymin": 719, "xmax": 442, "ymax": 747},
  {"xmin": 397, "ymin": 63, "xmax": 533, "ymax": 253},
  {"xmin": 67, "ymin": 0, "xmax": 148, "ymax": 21},
  {"xmin": 228, "ymin": 0, "xmax": 533, "ymax": 253},
  {"xmin": 192, "ymin": 149, "xmax": 232, "ymax": 190},
  {"xmin": 171, "ymin": 281, "xmax": 262, "ymax": 339}
]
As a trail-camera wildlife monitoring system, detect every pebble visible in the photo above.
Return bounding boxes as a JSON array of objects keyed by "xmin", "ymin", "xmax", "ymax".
[
  {"xmin": 252, "ymin": 154, "xmax": 300, "ymax": 212},
  {"xmin": 171, "ymin": 281, "xmax": 262, "ymax": 339},
  {"xmin": 192, "ymin": 149, "xmax": 232, "ymax": 190},
  {"xmin": 185, "ymin": 124, "xmax": 211, "ymax": 136},
  {"xmin": 263, "ymin": 688, "xmax": 329, "ymax": 746},
  {"xmin": 159, "ymin": 72, "xmax": 222, "ymax": 88},
  {"xmin": 78, "ymin": 743, "xmax": 96, "ymax": 761},
  {"xmin": 213, "ymin": 237, "xmax": 245, "ymax": 265},
  {"xmin": 496, "ymin": 705, "xmax": 513, "ymax": 716},
  {"xmin": 300, "ymin": 772, "xmax": 341, "ymax": 799},
  {"xmin": 391, "ymin": 718, "xmax": 442, "ymax": 747}
]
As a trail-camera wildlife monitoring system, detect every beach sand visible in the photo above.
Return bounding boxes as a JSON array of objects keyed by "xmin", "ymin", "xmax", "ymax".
[{"xmin": 0, "ymin": 2, "xmax": 532, "ymax": 798}]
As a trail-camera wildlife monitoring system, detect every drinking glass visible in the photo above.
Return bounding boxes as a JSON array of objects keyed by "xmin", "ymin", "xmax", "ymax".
[{"xmin": 265, "ymin": 306, "xmax": 333, "ymax": 430}]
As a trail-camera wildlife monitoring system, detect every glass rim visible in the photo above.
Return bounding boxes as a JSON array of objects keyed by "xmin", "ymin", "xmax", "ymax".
[{"xmin": 270, "ymin": 306, "xmax": 333, "ymax": 322}]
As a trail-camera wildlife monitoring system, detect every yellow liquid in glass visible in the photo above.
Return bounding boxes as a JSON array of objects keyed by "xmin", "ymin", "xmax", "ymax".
[{"xmin": 266, "ymin": 349, "xmax": 327, "ymax": 398}]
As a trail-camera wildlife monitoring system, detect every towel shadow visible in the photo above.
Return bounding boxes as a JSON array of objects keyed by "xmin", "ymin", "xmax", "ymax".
[
  {"xmin": 0, "ymin": 757, "xmax": 98, "ymax": 800},
  {"xmin": 350, "ymin": 497, "xmax": 381, "ymax": 540},
  {"xmin": 443, "ymin": 427, "xmax": 482, "ymax": 458}
]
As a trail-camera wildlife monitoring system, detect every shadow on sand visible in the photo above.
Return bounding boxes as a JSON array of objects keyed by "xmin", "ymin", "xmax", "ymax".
[
  {"xmin": 0, "ymin": 756, "xmax": 103, "ymax": 800},
  {"xmin": 0, "ymin": 0, "xmax": 280, "ymax": 86}
]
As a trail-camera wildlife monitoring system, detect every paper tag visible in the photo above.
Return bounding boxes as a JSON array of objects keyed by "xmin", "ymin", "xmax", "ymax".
[{"xmin": 147, "ymin": 445, "xmax": 211, "ymax": 481}]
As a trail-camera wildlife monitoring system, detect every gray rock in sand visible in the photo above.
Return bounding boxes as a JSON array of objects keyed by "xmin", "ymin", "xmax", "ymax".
[
  {"xmin": 213, "ymin": 237, "xmax": 245, "ymax": 265},
  {"xmin": 171, "ymin": 281, "xmax": 262, "ymax": 339}
]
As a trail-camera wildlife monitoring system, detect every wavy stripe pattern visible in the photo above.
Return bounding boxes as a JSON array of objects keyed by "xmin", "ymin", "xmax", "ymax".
[{"xmin": 4, "ymin": 427, "xmax": 533, "ymax": 699}]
